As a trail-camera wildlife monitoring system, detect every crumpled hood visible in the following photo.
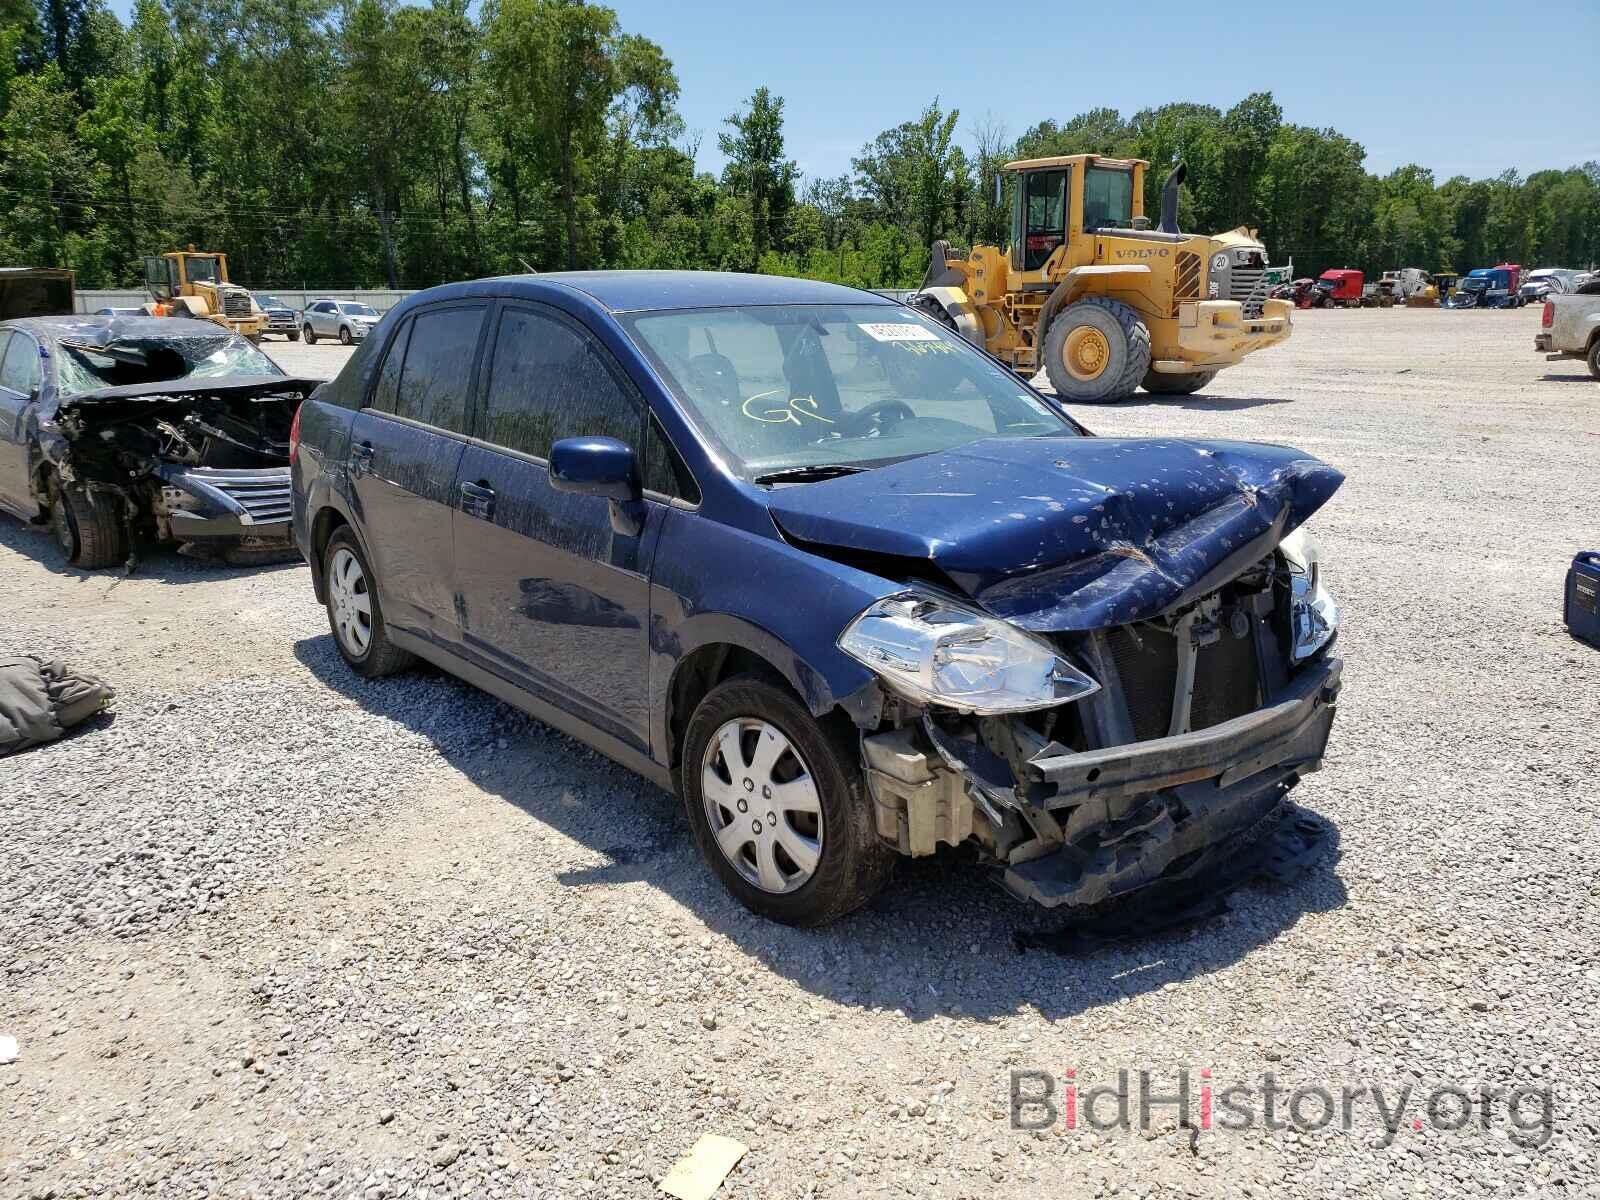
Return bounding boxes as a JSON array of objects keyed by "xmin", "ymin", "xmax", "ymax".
[{"xmin": 766, "ymin": 436, "xmax": 1343, "ymax": 632}]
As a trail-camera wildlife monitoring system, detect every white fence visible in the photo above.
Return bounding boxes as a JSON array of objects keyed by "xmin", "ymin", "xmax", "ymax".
[{"xmin": 73, "ymin": 288, "xmax": 415, "ymax": 314}]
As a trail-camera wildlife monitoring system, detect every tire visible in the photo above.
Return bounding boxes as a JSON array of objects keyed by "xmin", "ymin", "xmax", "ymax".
[
  {"xmin": 908, "ymin": 293, "xmax": 959, "ymax": 333},
  {"xmin": 1587, "ymin": 338, "xmax": 1600, "ymax": 381},
  {"xmin": 287, "ymin": 330, "xmax": 300, "ymax": 342},
  {"xmin": 51, "ymin": 484, "xmax": 127, "ymax": 569},
  {"xmin": 322, "ymin": 526, "xmax": 414, "ymax": 677},
  {"xmin": 1141, "ymin": 369, "xmax": 1217, "ymax": 396},
  {"xmin": 302, "ymin": 323, "xmax": 317, "ymax": 345},
  {"xmin": 680, "ymin": 678, "xmax": 894, "ymax": 927},
  {"xmin": 1042, "ymin": 297, "xmax": 1151, "ymax": 403},
  {"xmin": 338, "ymin": 325, "xmax": 352, "ymax": 346}
]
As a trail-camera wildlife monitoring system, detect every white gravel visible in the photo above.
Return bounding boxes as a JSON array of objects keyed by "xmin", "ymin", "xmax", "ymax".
[{"xmin": 2, "ymin": 308, "xmax": 1598, "ymax": 1199}]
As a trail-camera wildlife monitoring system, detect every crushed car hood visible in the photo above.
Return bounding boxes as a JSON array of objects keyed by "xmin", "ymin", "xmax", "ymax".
[
  {"xmin": 766, "ymin": 436, "xmax": 1343, "ymax": 632},
  {"xmin": 56, "ymin": 374, "xmax": 322, "ymax": 408}
]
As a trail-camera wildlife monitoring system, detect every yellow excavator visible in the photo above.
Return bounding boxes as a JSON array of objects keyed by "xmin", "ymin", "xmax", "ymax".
[
  {"xmin": 910, "ymin": 156, "xmax": 1291, "ymax": 401},
  {"xmin": 142, "ymin": 248, "xmax": 265, "ymax": 341}
]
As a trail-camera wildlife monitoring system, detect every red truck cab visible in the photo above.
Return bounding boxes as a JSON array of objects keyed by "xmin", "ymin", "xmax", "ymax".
[
  {"xmin": 1494, "ymin": 263, "xmax": 1523, "ymax": 293},
  {"xmin": 1316, "ymin": 269, "xmax": 1364, "ymax": 307}
]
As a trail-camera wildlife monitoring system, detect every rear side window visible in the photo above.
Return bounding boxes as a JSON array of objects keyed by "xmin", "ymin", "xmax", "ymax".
[
  {"xmin": 481, "ymin": 306, "xmax": 642, "ymax": 459},
  {"xmin": 386, "ymin": 304, "xmax": 485, "ymax": 434},
  {"xmin": 371, "ymin": 317, "xmax": 413, "ymax": 414}
]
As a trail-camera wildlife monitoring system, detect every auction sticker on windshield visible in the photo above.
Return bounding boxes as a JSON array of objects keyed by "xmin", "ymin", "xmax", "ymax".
[{"xmin": 858, "ymin": 322, "xmax": 941, "ymax": 342}]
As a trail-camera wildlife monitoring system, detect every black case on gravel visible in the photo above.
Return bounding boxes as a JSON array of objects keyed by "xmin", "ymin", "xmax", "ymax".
[{"xmin": 1566, "ymin": 552, "xmax": 1600, "ymax": 648}]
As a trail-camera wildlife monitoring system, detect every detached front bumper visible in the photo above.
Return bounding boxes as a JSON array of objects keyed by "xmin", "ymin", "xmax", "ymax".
[
  {"xmin": 1168, "ymin": 298, "xmax": 1293, "ymax": 370},
  {"xmin": 1003, "ymin": 656, "xmax": 1341, "ymax": 907},
  {"xmin": 154, "ymin": 465, "xmax": 294, "ymax": 547}
]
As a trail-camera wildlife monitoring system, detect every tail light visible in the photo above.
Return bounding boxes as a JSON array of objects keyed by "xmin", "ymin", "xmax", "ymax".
[
  {"xmin": 289, "ymin": 401, "xmax": 303, "ymax": 462},
  {"xmin": 1541, "ymin": 301, "xmax": 1554, "ymax": 328}
]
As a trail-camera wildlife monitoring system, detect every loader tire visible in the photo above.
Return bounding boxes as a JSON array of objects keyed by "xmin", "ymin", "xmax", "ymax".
[
  {"xmin": 1141, "ymin": 369, "xmax": 1217, "ymax": 396},
  {"xmin": 1043, "ymin": 298, "xmax": 1150, "ymax": 403},
  {"xmin": 52, "ymin": 484, "xmax": 128, "ymax": 570},
  {"xmin": 908, "ymin": 293, "xmax": 959, "ymax": 333}
]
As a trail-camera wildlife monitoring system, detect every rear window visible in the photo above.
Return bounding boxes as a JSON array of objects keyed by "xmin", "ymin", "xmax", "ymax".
[
  {"xmin": 385, "ymin": 304, "xmax": 485, "ymax": 433},
  {"xmin": 55, "ymin": 332, "xmax": 282, "ymax": 396}
]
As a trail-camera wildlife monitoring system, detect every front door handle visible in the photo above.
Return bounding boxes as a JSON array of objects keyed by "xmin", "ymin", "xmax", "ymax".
[{"xmin": 459, "ymin": 480, "xmax": 495, "ymax": 520}]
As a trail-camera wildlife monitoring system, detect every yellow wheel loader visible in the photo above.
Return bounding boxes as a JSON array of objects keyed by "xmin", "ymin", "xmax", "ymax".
[
  {"xmin": 910, "ymin": 156, "xmax": 1292, "ymax": 402},
  {"xmin": 141, "ymin": 249, "xmax": 266, "ymax": 342}
]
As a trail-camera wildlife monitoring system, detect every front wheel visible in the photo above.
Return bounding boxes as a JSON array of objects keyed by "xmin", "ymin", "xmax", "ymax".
[
  {"xmin": 681, "ymin": 678, "xmax": 893, "ymax": 926},
  {"xmin": 51, "ymin": 484, "xmax": 128, "ymax": 569},
  {"xmin": 1141, "ymin": 369, "xmax": 1217, "ymax": 396},
  {"xmin": 302, "ymin": 323, "xmax": 317, "ymax": 345},
  {"xmin": 1042, "ymin": 297, "xmax": 1151, "ymax": 403},
  {"xmin": 287, "ymin": 330, "xmax": 301, "ymax": 342},
  {"xmin": 338, "ymin": 325, "xmax": 353, "ymax": 345},
  {"xmin": 323, "ymin": 526, "xmax": 414, "ymax": 677},
  {"xmin": 1587, "ymin": 338, "xmax": 1600, "ymax": 381}
]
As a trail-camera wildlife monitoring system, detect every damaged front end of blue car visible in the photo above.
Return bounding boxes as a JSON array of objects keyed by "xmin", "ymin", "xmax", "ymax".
[{"xmin": 774, "ymin": 436, "xmax": 1345, "ymax": 910}]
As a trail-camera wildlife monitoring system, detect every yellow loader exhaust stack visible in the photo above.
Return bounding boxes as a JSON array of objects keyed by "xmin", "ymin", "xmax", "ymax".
[{"xmin": 910, "ymin": 155, "xmax": 1292, "ymax": 402}]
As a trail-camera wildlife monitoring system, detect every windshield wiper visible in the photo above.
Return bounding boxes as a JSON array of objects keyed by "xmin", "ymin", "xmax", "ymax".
[{"xmin": 752, "ymin": 463, "xmax": 869, "ymax": 485}]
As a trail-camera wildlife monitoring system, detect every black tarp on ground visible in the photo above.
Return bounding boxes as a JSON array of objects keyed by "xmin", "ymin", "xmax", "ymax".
[{"xmin": 0, "ymin": 656, "xmax": 114, "ymax": 756}]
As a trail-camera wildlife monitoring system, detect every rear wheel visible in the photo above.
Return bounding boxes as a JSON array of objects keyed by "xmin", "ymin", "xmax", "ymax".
[
  {"xmin": 302, "ymin": 323, "xmax": 317, "ymax": 345},
  {"xmin": 287, "ymin": 330, "xmax": 300, "ymax": 342},
  {"xmin": 681, "ymin": 678, "xmax": 893, "ymax": 926},
  {"xmin": 323, "ymin": 526, "xmax": 414, "ymax": 677},
  {"xmin": 51, "ymin": 484, "xmax": 127, "ymax": 569},
  {"xmin": 1141, "ymin": 369, "xmax": 1217, "ymax": 396},
  {"xmin": 1042, "ymin": 297, "xmax": 1151, "ymax": 403}
]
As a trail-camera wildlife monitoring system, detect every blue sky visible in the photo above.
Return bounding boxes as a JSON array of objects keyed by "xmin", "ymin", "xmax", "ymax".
[{"xmin": 106, "ymin": 0, "xmax": 1600, "ymax": 186}]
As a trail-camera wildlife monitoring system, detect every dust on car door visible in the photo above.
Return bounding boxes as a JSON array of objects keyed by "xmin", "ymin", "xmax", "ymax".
[
  {"xmin": 451, "ymin": 301, "xmax": 668, "ymax": 751},
  {"xmin": 345, "ymin": 300, "xmax": 488, "ymax": 647},
  {"xmin": 0, "ymin": 329, "xmax": 44, "ymax": 515}
]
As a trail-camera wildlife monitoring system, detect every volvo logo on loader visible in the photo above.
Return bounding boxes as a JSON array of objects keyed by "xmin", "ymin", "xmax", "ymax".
[{"xmin": 1114, "ymin": 248, "xmax": 1170, "ymax": 260}]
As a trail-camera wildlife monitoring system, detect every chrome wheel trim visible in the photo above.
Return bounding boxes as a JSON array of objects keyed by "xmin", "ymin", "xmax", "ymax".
[
  {"xmin": 700, "ymin": 718, "xmax": 823, "ymax": 894},
  {"xmin": 328, "ymin": 546, "xmax": 373, "ymax": 657}
]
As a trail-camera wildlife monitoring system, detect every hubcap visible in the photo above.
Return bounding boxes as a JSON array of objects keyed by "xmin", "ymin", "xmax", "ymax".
[
  {"xmin": 1063, "ymin": 326, "xmax": 1111, "ymax": 381},
  {"xmin": 328, "ymin": 547, "xmax": 373, "ymax": 657},
  {"xmin": 701, "ymin": 718, "xmax": 823, "ymax": 894}
]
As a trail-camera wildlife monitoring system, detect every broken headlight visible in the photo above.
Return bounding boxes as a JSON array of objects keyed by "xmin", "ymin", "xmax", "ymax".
[
  {"xmin": 1281, "ymin": 527, "xmax": 1339, "ymax": 662},
  {"xmin": 838, "ymin": 590, "xmax": 1099, "ymax": 715}
]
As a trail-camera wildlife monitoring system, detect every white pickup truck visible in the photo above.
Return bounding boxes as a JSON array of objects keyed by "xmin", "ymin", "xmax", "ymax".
[{"xmin": 1536, "ymin": 286, "xmax": 1600, "ymax": 378}]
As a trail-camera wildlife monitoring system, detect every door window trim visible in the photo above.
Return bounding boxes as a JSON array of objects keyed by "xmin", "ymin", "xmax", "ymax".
[{"xmin": 0, "ymin": 330, "xmax": 40, "ymax": 396}]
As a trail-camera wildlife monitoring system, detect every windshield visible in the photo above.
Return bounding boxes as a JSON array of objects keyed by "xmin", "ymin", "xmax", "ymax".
[
  {"xmin": 256, "ymin": 294, "xmax": 286, "ymax": 308},
  {"xmin": 1462, "ymin": 277, "xmax": 1491, "ymax": 290},
  {"xmin": 622, "ymin": 303, "xmax": 1077, "ymax": 481},
  {"xmin": 56, "ymin": 333, "xmax": 284, "ymax": 396},
  {"xmin": 1083, "ymin": 166, "xmax": 1134, "ymax": 230},
  {"xmin": 184, "ymin": 257, "xmax": 221, "ymax": 285},
  {"xmin": 339, "ymin": 302, "xmax": 378, "ymax": 317}
]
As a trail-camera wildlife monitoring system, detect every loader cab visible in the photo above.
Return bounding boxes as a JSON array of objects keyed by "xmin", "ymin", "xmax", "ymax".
[
  {"xmin": 143, "ymin": 250, "xmax": 231, "ymax": 300},
  {"xmin": 1005, "ymin": 155, "xmax": 1147, "ymax": 275}
]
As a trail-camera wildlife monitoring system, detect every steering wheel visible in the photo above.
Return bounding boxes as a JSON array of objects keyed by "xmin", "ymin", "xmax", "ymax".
[{"xmin": 843, "ymin": 398, "xmax": 916, "ymax": 436}]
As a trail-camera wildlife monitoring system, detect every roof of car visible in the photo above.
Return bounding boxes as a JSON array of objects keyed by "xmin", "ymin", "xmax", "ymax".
[
  {"xmin": 1, "ymin": 314, "xmax": 241, "ymax": 340},
  {"xmin": 493, "ymin": 270, "xmax": 895, "ymax": 314}
]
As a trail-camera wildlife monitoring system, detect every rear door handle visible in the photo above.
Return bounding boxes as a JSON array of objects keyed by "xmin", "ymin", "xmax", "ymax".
[
  {"xmin": 349, "ymin": 441, "xmax": 374, "ymax": 477},
  {"xmin": 459, "ymin": 480, "xmax": 495, "ymax": 520}
]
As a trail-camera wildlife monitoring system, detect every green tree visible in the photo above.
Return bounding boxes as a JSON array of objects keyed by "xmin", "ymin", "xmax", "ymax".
[{"xmin": 718, "ymin": 86, "xmax": 794, "ymax": 268}]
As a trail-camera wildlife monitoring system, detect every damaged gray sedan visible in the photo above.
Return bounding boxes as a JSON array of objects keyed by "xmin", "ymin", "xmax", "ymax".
[{"xmin": 0, "ymin": 316, "xmax": 318, "ymax": 567}]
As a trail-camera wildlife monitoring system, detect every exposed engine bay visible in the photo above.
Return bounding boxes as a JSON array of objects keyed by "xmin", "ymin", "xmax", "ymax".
[{"xmin": 855, "ymin": 541, "xmax": 1341, "ymax": 909}]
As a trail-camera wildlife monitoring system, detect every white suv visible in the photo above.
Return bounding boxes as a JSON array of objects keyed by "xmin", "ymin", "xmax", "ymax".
[{"xmin": 302, "ymin": 299, "xmax": 381, "ymax": 345}]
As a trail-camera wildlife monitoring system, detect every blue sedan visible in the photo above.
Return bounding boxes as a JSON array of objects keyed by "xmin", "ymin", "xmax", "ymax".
[{"xmin": 290, "ymin": 271, "xmax": 1345, "ymax": 925}]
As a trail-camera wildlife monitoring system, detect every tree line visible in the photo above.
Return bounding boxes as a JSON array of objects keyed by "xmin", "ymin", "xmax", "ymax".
[{"xmin": 3, "ymin": 0, "xmax": 1597, "ymax": 292}]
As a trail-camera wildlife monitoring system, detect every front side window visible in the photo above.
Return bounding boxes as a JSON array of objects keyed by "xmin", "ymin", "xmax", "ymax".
[
  {"xmin": 480, "ymin": 307, "xmax": 642, "ymax": 459},
  {"xmin": 390, "ymin": 304, "xmax": 485, "ymax": 433},
  {"xmin": 622, "ymin": 303, "xmax": 1076, "ymax": 483},
  {"xmin": 1022, "ymin": 170, "xmax": 1067, "ymax": 270},
  {"xmin": 1083, "ymin": 166, "xmax": 1134, "ymax": 231},
  {"xmin": 55, "ymin": 332, "xmax": 281, "ymax": 396},
  {"xmin": 0, "ymin": 331, "xmax": 39, "ymax": 393}
]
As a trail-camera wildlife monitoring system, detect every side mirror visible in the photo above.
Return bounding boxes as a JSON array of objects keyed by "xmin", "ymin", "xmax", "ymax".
[{"xmin": 549, "ymin": 436, "xmax": 644, "ymax": 536}]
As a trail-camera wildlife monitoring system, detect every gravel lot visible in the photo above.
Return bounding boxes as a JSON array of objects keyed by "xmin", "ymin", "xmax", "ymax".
[{"xmin": 3, "ymin": 307, "xmax": 1598, "ymax": 1199}]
